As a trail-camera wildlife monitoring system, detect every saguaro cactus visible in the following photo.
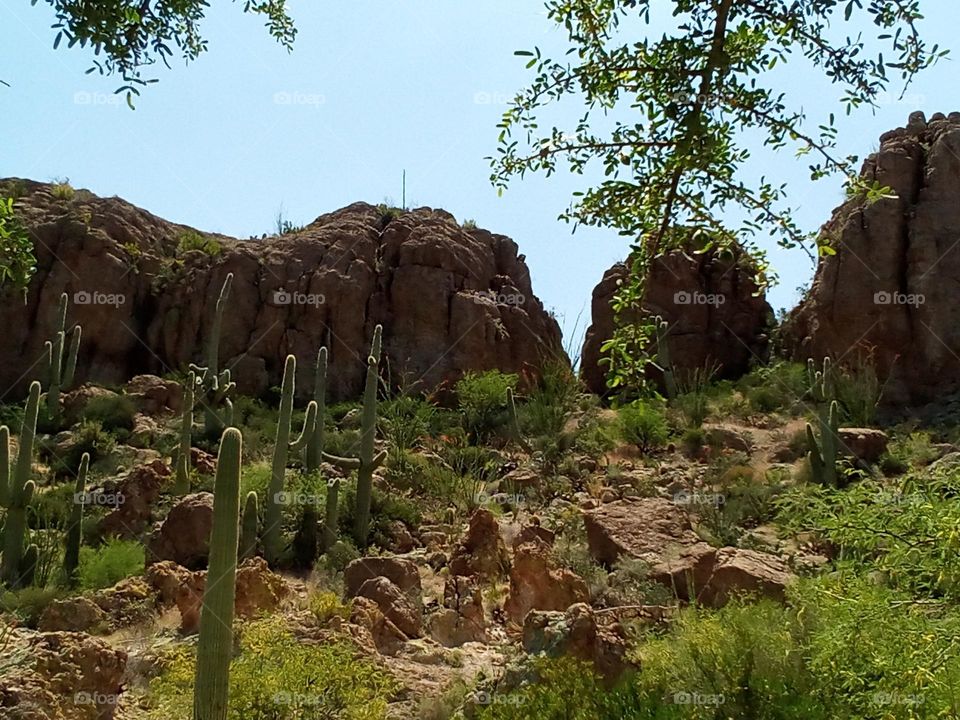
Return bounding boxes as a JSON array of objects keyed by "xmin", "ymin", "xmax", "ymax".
[
  {"xmin": 239, "ymin": 491, "xmax": 259, "ymax": 562},
  {"xmin": 63, "ymin": 452, "xmax": 90, "ymax": 585},
  {"xmin": 263, "ymin": 355, "xmax": 297, "ymax": 565},
  {"xmin": 806, "ymin": 358, "xmax": 840, "ymax": 486},
  {"xmin": 321, "ymin": 478, "xmax": 341, "ymax": 553},
  {"xmin": 324, "ymin": 326, "xmax": 387, "ymax": 547},
  {"xmin": 193, "ymin": 427, "xmax": 242, "ymax": 720},
  {"xmin": 1, "ymin": 381, "xmax": 41, "ymax": 588},
  {"xmin": 190, "ymin": 274, "xmax": 236, "ymax": 438},
  {"xmin": 654, "ymin": 316, "xmax": 676, "ymax": 399},
  {"xmin": 807, "ymin": 400, "xmax": 840, "ymax": 487},
  {"xmin": 45, "ymin": 292, "xmax": 82, "ymax": 425},
  {"xmin": 175, "ymin": 371, "xmax": 200, "ymax": 494},
  {"xmin": 305, "ymin": 347, "xmax": 328, "ymax": 473}
]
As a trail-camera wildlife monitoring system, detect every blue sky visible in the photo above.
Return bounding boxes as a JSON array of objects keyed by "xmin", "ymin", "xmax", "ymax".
[{"xmin": 2, "ymin": 0, "xmax": 958, "ymax": 355}]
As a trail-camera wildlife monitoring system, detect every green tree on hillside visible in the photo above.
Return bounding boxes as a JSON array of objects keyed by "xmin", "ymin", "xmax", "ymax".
[{"xmin": 493, "ymin": 0, "xmax": 945, "ymax": 395}]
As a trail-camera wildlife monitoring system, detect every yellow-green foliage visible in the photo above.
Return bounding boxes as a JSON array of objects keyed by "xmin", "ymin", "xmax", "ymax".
[
  {"xmin": 177, "ymin": 230, "xmax": 222, "ymax": 257},
  {"xmin": 147, "ymin": 616, "xmax": 398, "ymax": 719},
  {"xmin": 307, "ymin": 590, "xmax": 351, "ymax": 623}
]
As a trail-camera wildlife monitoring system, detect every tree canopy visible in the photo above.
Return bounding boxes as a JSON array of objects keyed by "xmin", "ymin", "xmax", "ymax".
[{"xmin": 492, "ymin": 0, "xmax": 945, "ymax": 395}]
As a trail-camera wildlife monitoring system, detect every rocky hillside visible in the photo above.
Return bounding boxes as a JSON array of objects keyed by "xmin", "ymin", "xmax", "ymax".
[
  {"xmin": 786, "ymin": 112, "xmax": 960, "ymax": 404},
  {"xmin": 0, "ymin": 179, "xmax": 564, "ymax": 401}
]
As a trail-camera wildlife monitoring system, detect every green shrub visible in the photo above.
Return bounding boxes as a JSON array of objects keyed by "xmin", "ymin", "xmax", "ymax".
[
  {"xmin": 146, "ymin": 615, "xmax": 398, "ymax": 719},
  {"xmin": 83, "ymin": 393, "xmax": 137, "ymax": 432},
  {"xmin": 51, "ymin": 181, "xmax": 75, "ymax": 201},
  {"xmin": 339, "ymin": 484, "xmax": 420, "ymax": 549},
  {"xmin": 41, "ymin": 419, "xmax": 116, "ymax": 474},
  {"xmin": 455, "ymin": 370, "xmax": 518, "ymax": 442},
  {"xmin": 739, "ymin": 362, "xmax": 807, "ymax": 415},
  {"xmin": 0, "ymin": 196, "xmax": 35, "ymax": 294},
  {"xmin": 77, "ymin": 539, "xmax": 144, "ymax": 591},
  {"xmin": 617, "ymin": 401, "xmax": 669, "ymax": 452},
  {"xmin": 0, "ymin": 587, "xmax": 64, "ymax": 627},
  {"xmin": 308, "ymin": 590, "xmax": 351, "ymax": 623},
  {"xmin": 176, "ymin": 230, "xmax": 222, "ymax": 257},
  {"xmin": 380, "ymin": 395, "xmax": 437, "ymax": 451}
]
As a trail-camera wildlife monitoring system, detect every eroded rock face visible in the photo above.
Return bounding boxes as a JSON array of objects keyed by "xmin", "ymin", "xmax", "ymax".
[
  {"xmin": 344, "ymin": 556, "xmax": 422, "ymax": 604},
  {"xmin": 0, "ymin": 180, "xmax": 564, "ymax": 401},
  {"xmin": 98, "ymin": 459, "xmax": 171, "ymax": 539},
  {"xmin": 354, "ymin": 577, "xmax": 423, "ymax": 639},
  {"xmin": 427, "ymin": 576, "xmax": 487, "ymax": 647},
  {"xmin": 504, "ymin": 537, "xmax": 590, "ymax": 623},
  {"xmin": 785, "ymin": 113, "xmax": 960, "ymax": 405},
  {"xmin": 146, "ymin": 492, "xmax": 213, "ymax": 569},
  {"xmin": 580, "ymin": 248, "xmax": 773, "ymax": 395},
  {"xmin": 448, "ymin": 508, "xmax": 510, "ymax": 581}
]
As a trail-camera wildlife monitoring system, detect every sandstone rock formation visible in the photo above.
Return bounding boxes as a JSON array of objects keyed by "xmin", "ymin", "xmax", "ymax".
[
  {"xmin": 583, "ymin": 497, "xmax": 794, "ymax": 605},
  {"xmin": 0, "ymin": 179, "xmax": 563, "ymax": 401},
  {"xmin": 448, "ymin": 508, "xmax": 510, "ymax": 581},
  {"xmin": 146, "ymin": 492, "xmax": 213, "ymax": 568},
  {"xmin": 785, "ymin": 112, "xmax": 960, "ymax": 405},
  {"xmin": 504, "ymin": 537, "xmax": 590, "ymax": 623},
  {"xmin": 581, "ymin": 247, "xmax": 773, "ymax": 395}
]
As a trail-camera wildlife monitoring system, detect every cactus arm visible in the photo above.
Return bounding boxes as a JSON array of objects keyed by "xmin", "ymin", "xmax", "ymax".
[
  {"xmin": 193, "ymin": 427, "xmax": 242, "ymax": 720},
  {"xmin": 289, "ymin": 401, "xmax": 317, "ymax": 455},
  {"xmin": 321, "ymin": 453, "xmax": 362, "ymax": 471},
  {"xmin": 239, "ymin": 491, "xmax": 259, "ymax": 562},
  {"xmin": 321, "ymin": 479, "xmax": 340, "ymax": 553},
  {"xmin": 175, "ymin": 372, "xmax": 196, "ymax": 495},
  {"xmin": 264, "ymin": 355, "xmax": 296, "ymax": 565},
  {"xmin": 206, "ymin": 273, "xmax": 233, "ymax": 374},
  {"xmin": 62, "ymin": 325, "xmax": 81, "ymax": 389},
  {"xmin": 2, "ymin": 382, "xmax": 41, "ymax": 587},
  {"xmin": 47, "ymin": 330, "xmax": 64, "ymax": 422},
  {"xmin": 63, "ymin": 452, "xmax": 89, "ymax": 585},
  {"xmin": 806, "ymin": 422, "xmax": 825, "ymax": 484}
]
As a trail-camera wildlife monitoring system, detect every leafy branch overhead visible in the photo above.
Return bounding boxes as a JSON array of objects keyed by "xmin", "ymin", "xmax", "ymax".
[
  {"xmin": 32, "ymin": 0, "xmax": 297, "ymax": 105},
  {"xmin": 492, "ymin": 0, "xmax": 944, "ymax": 397},
  {"xmin": 492, "ymin": 0, "xmax": 945, "ymax": 264}
]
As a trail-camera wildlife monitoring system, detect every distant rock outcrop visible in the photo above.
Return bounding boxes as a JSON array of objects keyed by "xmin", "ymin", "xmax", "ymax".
[
  {"xmin": 0, "ymin": 179, "xmax": 564, "ymax": 401},
  {"xmin": 580, "ymin": 247, "xmax": 773, "ymax": 396},
  {"xmin": 785, "ymin": 112, "xmax": 960, "ymax": 404}
]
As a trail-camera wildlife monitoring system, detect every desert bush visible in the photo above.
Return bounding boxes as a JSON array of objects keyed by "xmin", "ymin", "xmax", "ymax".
[
  {"xmin": 339, "ymin": 484, "xmax": 420, "ymax": 548},
  {"xmin": 146, "ymin": 615, "xmax": 398, "ymax": 719},
  {"xmin": 308, "ymin": 589, "xmax": 351, "ymax": 623},
  {"xmin": 602, "ymin": 557, "xmax": 673, "ymax": 607},
  {"xmin": 41, "ymin": 419, "xmax": 116, "ymax": 474},
  {"xmin": 739, "ymin": 361, "xmax": 807, "ymax": 415},
  {"xmin": 82, "ymin": 393, "xmax": 137, "ymax": 432},
  {"xmin": 176, "ymin": 230, "xmax": 221, "ymax": 257},
  {"xmin": 832, "ymin": 353, "xmax": 884, "ymax": 426},
  {"xmin": 381, "ymin": 394, "xmax": 437, "ymax": 451},
  {"xmin": 695, "ymin": 465, "xmax": 786, "ymax": 548},
  {"xmin": 617, "ymin": 400, "xmax": 669, "ymax": 452},
  {"xmin": 0, "ymin": 587, "xmax": 64, "ymax": 627},
  {"xmin": 77, "ymin": 539, "xmax": 145, "ymax": 591},
  {"xmin": 455, "ymin": 370, "xmax": 518, "ymax": 442}
]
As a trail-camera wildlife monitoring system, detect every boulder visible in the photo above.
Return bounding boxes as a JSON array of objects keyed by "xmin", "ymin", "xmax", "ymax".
[
  {"xmin": 146, "ymin": 492, "xmax": 213, "ymax": 568},
  {"xmin": 343, "ymin": 556, "xmax": 422, "ymax": 605},
  {"xmin": 698, "ymin": 548, "xmax": 794, "ymax": 606},
  {"xmin": 504, "ymin": 537, "xmax": 590, "ymax": 623},
  {"xmin": 349, "ymin": 596, "xmax": 408, "ymax": 656},
  {"xmin": 784, "ymin": 113, "xmax": 960, "ymax": 404},
  {"xmin": 522, "ymin": 603, "xmax": 633, "ymax": 682},
  {"xmin": 125, "ymin": 374, "xmax": 182, "ymax": 414},
  {"xmin": 427, "ymin": 575, "xmax": 487, "ymax": 647},
  {"xmin": 354, "ymin": 577, "xmax": 422, "ymax": 639},
  {"xmin": 98, "ymin": 459, "xmax": 171, "ymax": 538},
  {"xmin": 0, "ymin": 181, "xmax": 564, "ymax": 402},
  {"xmin": 448, "ymin": 508, "xmax": 510, "ymax": 580},
  {"xmin": 38, "ymin": 597, "xmax": 107, "ymax": 634},
  {"xmin": 583, "ymin": 497, "xmax": 717, "ymax": 599},
  {"xmin": 145, "ymin": 560, "xmax": 194, "ymax": 605},
  {"xmin": 61, "ymin": 385, "xmax": 121, "ymax": 426},
  {"xmin": 837, "ymin": 427, "xmax": 890, "ymax": 464},
  {"xmin": 581, "ymin": 246, "xmax": 773, "ymax": 395}
]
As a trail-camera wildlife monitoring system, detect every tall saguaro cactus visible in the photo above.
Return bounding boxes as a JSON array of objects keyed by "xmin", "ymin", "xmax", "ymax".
[
  {"xmin": 305, "ymin": 347, "xmax": 328, "ymax": 473},
  {"xmin": 264, "ymin": 355, "xmax": 297, "ymax": 565},
  {"xmin": 63, "ymin": 452, "xmax": 90, "ymax": 585},
  {"xmin": 190, "ymin": 273, "xmax": 236, "ymax": 438},
  {"xmin": 239, "ymin": 491, "xmax": 259, "ymax": 562},
  {"xmin": 194, "ymin": 427, "xmax": 242, "ymax": 720},
  {"xmin": 1, "ymin": 381, "xmax": 41, "ymax": 588},
  {"xmin": 324, "ymin": 326, "xmax": 387, "ymax": 547},
  {"xmin": 176, "ymin": 371, "xmax": 200, "ymax": 494},
  {"xmin": 45, "ymin": 292, "xmax": 82, "ymax": 426}
]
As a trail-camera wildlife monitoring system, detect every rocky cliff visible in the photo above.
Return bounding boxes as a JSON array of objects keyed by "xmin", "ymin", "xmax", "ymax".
[
  {"xmin": 1, "ymin": 179, "xmax": 564, "ymax": 400},
  {"xmin": 785, "ymin": 112, "xmax": 960, "ymax": 404}
]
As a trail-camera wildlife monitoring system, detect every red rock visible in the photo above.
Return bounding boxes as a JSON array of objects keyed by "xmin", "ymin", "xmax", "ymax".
[{"xmin": 504, "ymin": 537, "xmax": 589, "ymax": 623}]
